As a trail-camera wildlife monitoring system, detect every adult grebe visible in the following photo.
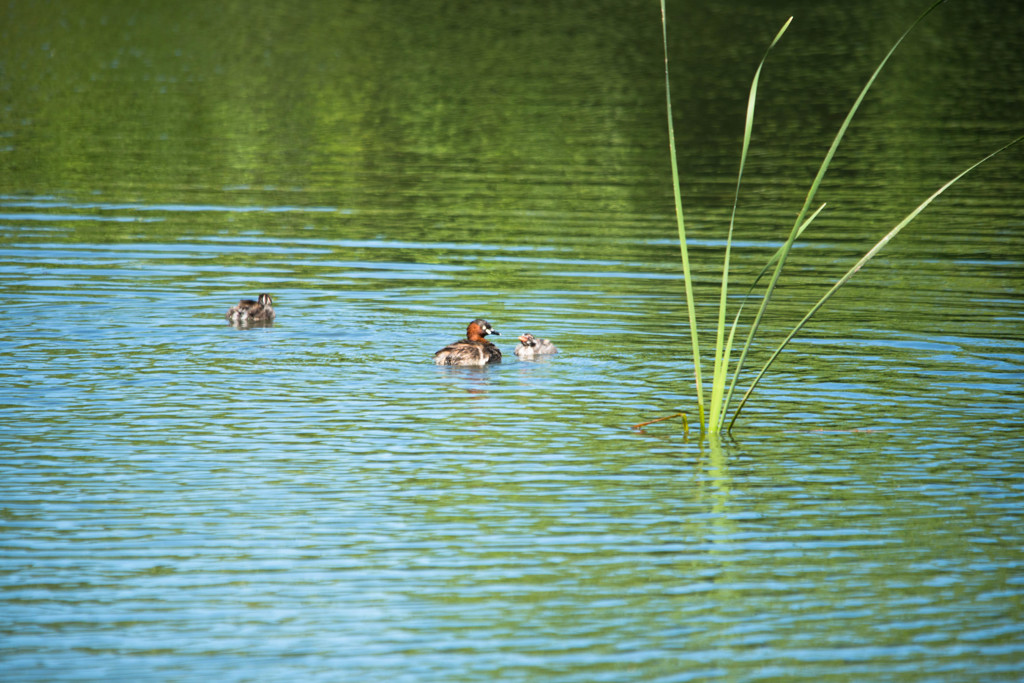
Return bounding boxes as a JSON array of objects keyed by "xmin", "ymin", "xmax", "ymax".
[
  {"xmin": 433, "ymin": 319, "xmax": 502, "ymax": 366},
  {"xmin": 226, "ymin": 293, "xmax": 275, "ymax": 324}
]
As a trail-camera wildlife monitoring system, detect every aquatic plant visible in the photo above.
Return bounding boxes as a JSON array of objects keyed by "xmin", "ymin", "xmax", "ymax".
[{"xmin": 657, "ymin": 0, "xmax": 1022, "ymax": 436}]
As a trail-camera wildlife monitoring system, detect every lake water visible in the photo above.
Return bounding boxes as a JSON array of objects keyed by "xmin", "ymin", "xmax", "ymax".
[{"xmin": 2, "ymin": 1, "xmax": 1023, "ymax": 680}]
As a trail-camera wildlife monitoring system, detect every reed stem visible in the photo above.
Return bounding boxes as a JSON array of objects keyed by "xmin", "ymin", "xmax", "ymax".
[{"xmin": 660, "ymin": 0, "xmax": 705, "ymax": 432}]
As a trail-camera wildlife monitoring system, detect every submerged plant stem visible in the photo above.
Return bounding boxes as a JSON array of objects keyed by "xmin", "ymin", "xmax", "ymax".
[{"xmin": 633, "ymin": 412, "xmax": 689, "ymax": 433}]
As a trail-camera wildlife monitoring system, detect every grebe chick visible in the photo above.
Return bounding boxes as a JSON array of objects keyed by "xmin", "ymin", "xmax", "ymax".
[
  {"xmin": 226, "ymin": 293, "xmax": 275, "ymax": 324},
  {"xmin": 513, "ymin": 333, "xmax": 558, "ymax": 358},
  {"xmin": 433, "ymin": 319, "xmax": 502, "ymax": 366}
]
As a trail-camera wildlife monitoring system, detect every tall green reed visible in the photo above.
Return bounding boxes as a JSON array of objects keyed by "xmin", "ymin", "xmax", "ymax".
[{"xmin": 658, "ymin": 0, "xmax": 1022, "ymax": 435}]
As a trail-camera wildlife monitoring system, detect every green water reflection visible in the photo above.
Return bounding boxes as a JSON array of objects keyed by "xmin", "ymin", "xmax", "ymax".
[{"xmin": 6, "ymin": 1, "xmax": 1020, "ymax": 230}]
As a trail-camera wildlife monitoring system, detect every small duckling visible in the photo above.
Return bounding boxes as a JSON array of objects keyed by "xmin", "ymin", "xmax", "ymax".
[
  {"xmin": 226, "ymin": 293, "xmax": 275, "ymax": 324},
  {"xmin": 513, "ymin": 333, "xmax": 558, "ymax": 359},
  {"xmin": 433, "ymin": 319, "xmax": 502, "ymax": 366}
]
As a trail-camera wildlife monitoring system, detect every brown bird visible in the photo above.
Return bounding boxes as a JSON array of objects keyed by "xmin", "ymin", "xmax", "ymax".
[
  {"xmin": 226, "ymin": 293, "xmax": 275, "ymax": 324},
  {"xmin": 433, "ymin": 319, "xmax": 502, "ymax": 366}
]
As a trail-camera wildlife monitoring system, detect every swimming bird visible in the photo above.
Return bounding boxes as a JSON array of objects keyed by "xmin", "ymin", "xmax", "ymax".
[
  {"xmin": 433, "ymin": 319, "xmax": 502, "ymax": 366},
  {"xmin": 226, "ymin": 293, "xmax": 275, "ymax": 324},
  {"xmin": 513, "ymin": 333, "xmax": 559, "ymax": 358}
]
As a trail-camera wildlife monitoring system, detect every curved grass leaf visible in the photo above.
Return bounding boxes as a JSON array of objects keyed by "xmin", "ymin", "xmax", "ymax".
[
  {"xmin": 660, "ymin": 0, "xmax": 705, "ymax": 430},
  {"xmin": 709, "ymin": 17, "xmax": 792, "ymax": 434},
  {"xmin": 717, "ymin": 202, "xmax": 826, "ymax": 428},
  {"xmin": 719, "ymin": 0, "xmax": 949, "ymax": 430},
  {"xmin": 727, "ymin": 134, "xmax": 1024, "ymax": 432}
]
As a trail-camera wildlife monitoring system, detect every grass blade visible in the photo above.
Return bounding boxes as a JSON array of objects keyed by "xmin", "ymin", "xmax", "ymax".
[
  {"xmin": 718, "ymin": 0, "xmax": 949, "ymax": 430},
  {"xmin": 717, "ymin": 203, "xmax": 826, "ymax": 420},
  {"xmin": 661, "ymin": 0, "xmax": 705, "ymax": 430},
  {"xmin": 719, "ymin": 202, "xmax": 826, "ymax": 417},
  {"xmin": 709, "ymin": 17, "xmax": 793, "ymax": 434},
  {"xmin": 727, "ymin": 135, "xmax": 1024, "ymax": 431}
]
